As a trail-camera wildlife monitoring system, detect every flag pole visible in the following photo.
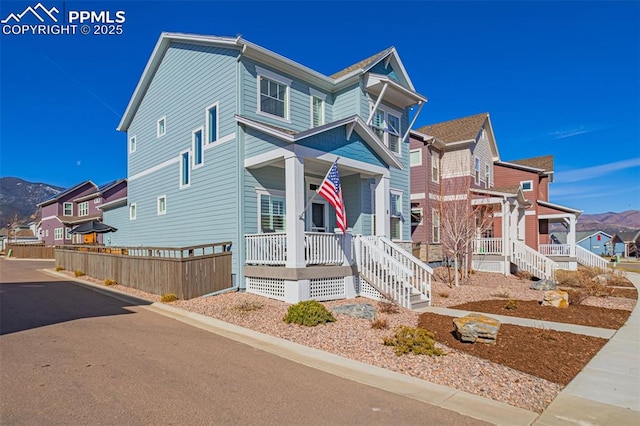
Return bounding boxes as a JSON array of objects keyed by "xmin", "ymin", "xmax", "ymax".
[{"xmin": 298, "ymin": 158, "xmax": 340, "ymax": 220}]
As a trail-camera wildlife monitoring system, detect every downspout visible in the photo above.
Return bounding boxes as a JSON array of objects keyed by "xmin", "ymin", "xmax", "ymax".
[{"xmin": 236, "ymin": 46, "xmax": 245, "ymax": 290}]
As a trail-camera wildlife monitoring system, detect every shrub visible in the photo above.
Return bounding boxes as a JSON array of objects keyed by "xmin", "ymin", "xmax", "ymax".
[
  {"xmin": 74, "ymin": 270, "xmax": 85, "ymax": 277},
  {"xmin": 515, "ymin": 270, "xmax": 533, "ymax": 281},
  {"xmin": 555, "ymin": 270, "xmax": 583, "ymax": 288},
  {"xmin": 585, "ymin": 281, "xmax": 610, "ymax": 298},
  {"xmin": 233, "ymin": 300, "xmax": 263, "ymax": 312},
  {"xmin": 438, "ymin": 291, "xmax": 450, "ymax": 299},
  {"xmin": 55, "ymin": 266, "xmax": 64, "ymax": 272},
  {"xmin": 283, "ymin": 300, "xmax": 336, "ymax": 327},
  {"xmin": 504, "ymin": 299, "xmax": 518, "ymax": 310},
  {"xmin": 565, "ymin": 288, "xmax": 588, "ymax": 305},
  {"xmin": 377, "ymin": 298, "xmax": 400, "ymax": 314},
  {"xmin": 104, "ymin": 279, "xmax": 117, "ymax": 286},
  {"xmin": 491, "ymin": 290, "xmax": 511, "ymax": 299},
  {"xmin": 371, "ymin": 317, "xmax": 389, "ymax": 330},
  {"xmin": 382, "ymin": 325, "xmax": 444, "ymax": 357},
  {"xmin": 608, "ymin": 271, "xmax": 631, "ymax": 287},
  {"xmin": 161, "ymin": 293, "xmax": 178, "ymax": 303}
]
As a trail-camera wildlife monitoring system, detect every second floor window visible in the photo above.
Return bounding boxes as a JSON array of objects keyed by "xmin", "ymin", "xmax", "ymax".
[
  {"xmin": 193, "ymin": 129, "xmax": 203, "ymax": 167},
  {"xmin": 79, "ymin": 202, "xmax": 89, "ymax": 217},
  {"xmin": 157, "ymin": 117, "xmax": 166, "ymax": 137},
  {"xmin": 207, "ymin": 104, "xmax": 218, "ymax": 143},
  {"xmin": 312, "ymin": 96, "xmax": 324, "ymax": 127},
  {"xmin": 180, "ymin": 151, "xmax": 190, "ymax": 188},
  {"xmin": 259, "ymin": 76, "xmax": 287, "ymax": 119},
  {"xmin": 63, "ymin": 202, "xmax": 73, "ymax": 216},
  {"xmin": 474, "ymin": 157, "xmax": 480, "ymax": 184},
  {"xmin": 409, "ymin": 149, "xmax": 421, "ymax": 166},
  {"xmin": 431, "ymin": 151, "xmax": 440, "ymax": 183},
  {"xmin": 129, "ymin": 136, "xmax": 136, "ymax": 153},
  {"xmin": 485, "ymin": 164, "xmax": 491, "ymax": 188},
  {"xmin": 370, "ymin": 106, "xmax": 401, "ymax": 155}
]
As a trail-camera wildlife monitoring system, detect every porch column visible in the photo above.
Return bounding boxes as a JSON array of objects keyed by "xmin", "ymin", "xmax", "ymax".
[
  {"xmin": 285, "ymin": 153, "xmax": 306, "ymax": 268},
  {"xmin": 566, "ymin": 214, "xmax": 576, "ymax": 257},
  {"xmin": 374, "ymin": 175, "xmax": 390, "ymax": 237},
  {"xmin": 501, "ymin": 199, "xmax": 510, "ymax": 275}
]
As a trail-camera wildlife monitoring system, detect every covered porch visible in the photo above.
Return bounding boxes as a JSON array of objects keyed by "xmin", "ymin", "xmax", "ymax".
[{"xmin": 537, "ymin": 200, "xmax": 581, "ymax": 270}]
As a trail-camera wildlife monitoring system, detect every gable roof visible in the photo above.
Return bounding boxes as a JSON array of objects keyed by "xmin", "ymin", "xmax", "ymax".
[
  {"xmin": 330, "ymin": 48, "xmax": 394, "ymax": 79},
  {"xmin": 37, "ymin": 181, "xmax": 98, "ymax": 207},
  {"xmin": 415, "ymin": 113, "xmax": 488, "ymax": 144},
  {"xmin": 575, "ymin": 231, "xmax": 612, "ymax": 244},
  {"xmin": 611, "ymin": 230, "xmax": 640, "ymax": 243},
  {"xmin": 510, "ymin": 155, "xmax": 554, "ymax": 173},
  {"xmin": 118, "ymin": 33, "xmax": 422, "ymax": 131}
]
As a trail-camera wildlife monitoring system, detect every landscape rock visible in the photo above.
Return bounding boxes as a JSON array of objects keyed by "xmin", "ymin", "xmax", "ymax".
[
  {"xmin": 530, "ymin": 279, "xmax": 557, "ymax": 291},
  {"xmin": 453, "ymin": 313, "xmax": 500, "ymax": 345},
  {"xmin": 542, "ymin": 290, "xmax": 569, "ymax": 308},
  {"xmin": 592, "ymin": 275, "xmax": 609, "ymax": 286},
  {"xmin": 331, "ymin": 303, "xmax": 376, "ymax": 320}
]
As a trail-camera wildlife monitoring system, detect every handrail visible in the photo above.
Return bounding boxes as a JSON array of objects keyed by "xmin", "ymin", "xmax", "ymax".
[
  {"xmin": 512, "ymin": 240, "xmax": 558, "ymax": 281},
  {"xmin": 539, "ymin": 244, "xmax": 571, "ymax": 257},
  {"xmin": 576, "ymin": 245, "xmax": 609, "ymax": 271}
]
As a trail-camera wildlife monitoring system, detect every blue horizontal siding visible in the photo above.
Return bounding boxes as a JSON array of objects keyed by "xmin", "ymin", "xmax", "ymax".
[{"xmin": 297, "ymin": 127, "xmax": 386, "ymax": 168}]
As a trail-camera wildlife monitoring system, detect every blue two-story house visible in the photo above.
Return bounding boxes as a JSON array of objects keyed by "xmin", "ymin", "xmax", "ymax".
[{"xmin": 108, "ymin": 33, "xmax": 431, "ymax": 308}]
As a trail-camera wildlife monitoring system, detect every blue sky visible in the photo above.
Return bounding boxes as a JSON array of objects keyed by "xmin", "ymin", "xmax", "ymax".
[{"xmin": 0, "ymin": 0, "xmax": 638, "ymax": 214}]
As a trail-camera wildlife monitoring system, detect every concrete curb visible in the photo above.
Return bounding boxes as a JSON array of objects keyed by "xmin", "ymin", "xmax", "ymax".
[{"xmin": 40, "ymin": 268, "xmax": 539, "ymax": 426}]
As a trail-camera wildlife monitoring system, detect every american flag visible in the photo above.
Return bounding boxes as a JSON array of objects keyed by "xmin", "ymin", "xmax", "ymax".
[{"xmin": 318, "ymin": 161, "xmax": 347, "ymax": 233}]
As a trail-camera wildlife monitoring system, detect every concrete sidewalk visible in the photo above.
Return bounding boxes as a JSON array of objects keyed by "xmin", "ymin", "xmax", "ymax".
[
  {"xmin": 534, "ymin": 272, "xmax": 640, "ymax": 425},
  {"xmin": 40, "ymin": 267, "xmax": 640, "ymax": 425}
]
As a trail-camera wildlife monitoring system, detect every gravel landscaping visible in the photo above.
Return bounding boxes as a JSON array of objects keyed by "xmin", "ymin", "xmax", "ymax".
[{"xmin": 57, "ymin": 268, "xmax": 636, "ymax": 414}]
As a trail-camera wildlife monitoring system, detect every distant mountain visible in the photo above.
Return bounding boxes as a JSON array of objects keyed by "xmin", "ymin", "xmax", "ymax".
[
  {"xmin": 0, "ymin": 177, "xmax": 63, "ymax": 227},
  {"xmin": 550, "ymin": 210, "xmax": 640, "ymax": 234}
]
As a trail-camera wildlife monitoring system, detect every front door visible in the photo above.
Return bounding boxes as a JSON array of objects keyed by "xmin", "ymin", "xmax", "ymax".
[{"xmin": 311, "ymin": 202, "xmax": 326, "ymax": 232}]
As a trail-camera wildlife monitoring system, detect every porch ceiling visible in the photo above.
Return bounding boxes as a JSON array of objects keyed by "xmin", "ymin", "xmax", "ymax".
[{"xmin": 248, "ymin": 156, "xmax": 367, "ymax": 178}]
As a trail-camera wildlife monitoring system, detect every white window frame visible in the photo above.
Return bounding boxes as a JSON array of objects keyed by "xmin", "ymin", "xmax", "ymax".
[
  {"xmin": 370, "ymin": 102, "xmax": 403, "ymax": 156},
  {"xmin": 65, "ymin": 227, "xmax": 72, "ymax": 240},
  {"xmin": 129, "ymin": 203, "xmax": 137, "ymax": 220},
  {"xmin": 129, "ymin": 135, "xmax": 136, "ymax": 153},
  {"xmin": 78, "ymin": 201, "xmax": 89, "ymax": 217},
  {"xmin": 256, "ymin": 66, "xmax": 292, "ymax": 122},
  {"xmin": 521, "ymin": 180, "xmax": 533, "ymax": 192},
  {"xmin": 390, "ymin": 189, "xmax": 403, "ymax": 241},
  {"xmin": 45, "ymin": 229, "xmax": 49, "ymax": 237},
  {"xmin": 94, "ymin": 197, "xmax": 101, "ymax": 204},
  {"xmin": 192, "ymin": 127, "xmax": 204, "ymax": 168},
  {"xmin": 157, "ymin": 195, "xmax": 167, "ymax": 216},
  {"xmin": 54, "ymin": 228, "xmax": 63, "ymax": 241},
  {"xmin": 431, "ymin": 150, "xmax": 440, "ymax": 183},
  {"xmin": 256, "ymin": 188, "xmax": 286, "ymax": 233},
  {"xmin": 63, "ymin": 202, "xmax": 73, "ymax": 216},
  {"xmin": 485, "ymin": 164, "xmax": 491, "ymax": 188},
  {"xmin": 180, "ymin": 149, "xmax": 191, "ymax": 189},
  {"xmin": 157, "ymin": 117, "xmax": 166, "ymax": 138},
  {"xmin": 474, "ymin": 157, "xmax": 480, "ymax": 184},
  {"xmin": 309, "ymin": 88, "xmax": 326, "ymax": 128},
  {"xmin": 205, "ymin": 102, "xmax": 219, "ymax": 144},
  {"xmin": 432, "ymin": 208, "xmax": 441, "ymax": 243},
  {"xmin": 409, "ymin": 149, "xmax": 422, "ymax": 167}
]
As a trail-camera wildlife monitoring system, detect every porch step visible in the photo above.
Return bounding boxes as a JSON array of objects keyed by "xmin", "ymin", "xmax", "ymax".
[{"xmin": 410, "ymin": 292, "xmax": 430, "ymax": 310}]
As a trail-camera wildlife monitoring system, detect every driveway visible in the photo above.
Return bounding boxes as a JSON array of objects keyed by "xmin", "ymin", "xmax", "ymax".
[{"xmin": 1, "ymin": 259, "xmax": 487, "ymax": 425}]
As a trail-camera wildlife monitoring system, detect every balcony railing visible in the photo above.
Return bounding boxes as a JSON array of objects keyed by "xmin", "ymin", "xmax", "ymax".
[
  {"xmin": 539, "ymin": 244, "xmax": 571, "ymax": 257},
  {"xmin": 245, "ymin": 232, "xmax": 345, "ymax": 266},
  {"xmin": 473, "ymin": 238, "xmax": 503, "ymax": 255}
]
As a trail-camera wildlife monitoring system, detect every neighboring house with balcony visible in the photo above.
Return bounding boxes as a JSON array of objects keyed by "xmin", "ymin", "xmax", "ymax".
[
  {"xmin": 105, "ymin": 32, "xmax": 432, "ymax": 308},
  {"xmin": 410, "ymin": 113, "xmax": 603, "ymax": 281},
  {"xmin": 39, "ymin": 179, "xmax": 127, "ymax": 246},
  {"xmin": 610, "ymin": 230, "xmax": 640, "ymax": 258}
]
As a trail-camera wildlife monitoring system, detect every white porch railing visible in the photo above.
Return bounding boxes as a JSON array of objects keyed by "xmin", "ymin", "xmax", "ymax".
[
  {"xmin": 512, "ymin": 240, "xmax": 557, "ymax": 281},
  {"xmin": 355, "ymin": 236, "xmax": 414, "ymax": 309},
  {"xmin": 304, "ymin": 232, "xmax": 344, "ymax": 265},
  {"xmin": 245, "ymin": 232, "xmax": 345, "ymax": 266},
  {"xmin": 539, "ymin": 244, "xmax": 571, "ymax": 257},
  {"xmin": 473, "ymin": 238, "xmax": 503, "ymax": 255},
  {"xmin": 245, "ymin": 232, "xmax": 287, "ymax": 266},
  {"xmin": 576, "ymin": 245, "xmax": 610, "ymax": 271}
]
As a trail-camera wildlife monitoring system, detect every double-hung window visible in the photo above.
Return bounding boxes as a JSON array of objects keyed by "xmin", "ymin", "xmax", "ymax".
[
  {"xmin": 54, "ymin": 228, "xmax": 63, "ymax": 240},
  {"xmin": 192, "ymin": 128, "xmax": 203, "ymax": 167},
  {"xmin": 485, "ymin": 164, "xmax": 491, "ymax": 188},
  {"xmin": 431, "ymin": 151, "xmax": 440, "ymax": 183},
  {"xmin": 370, "ymin": 104, "xmax": 402, "ymax": 155},
  {"xmin": 63, "ymin": 202, "xmax": 73, "ymax": 216},
  {"xmin": 474, "ymin": 157, "xmax": 480, "ymax": 185},
  {"xmin": 309, "ymin": 88, "xmax": 326, "ymax": 127},
  {"xmin": 410, "ymin": 149, "xmax": 422, "ymax": 167},
  {"xmin": 257, "ymin": 66, "xmax": 291, "ymax": 120},
  {"xmin": 432, "ymin": 209, "xmax": 441, "ymax": 243},
  {"xmin": 390, "ymin": 191, "xmax": 403, "ymax": 240},
  {"xmin": 259, "ymin": 193, "xmax": 285, "ymax": 232},
  {"xmin": 79, "ymin": 201, "xmax": 89, "ymax": 217}
]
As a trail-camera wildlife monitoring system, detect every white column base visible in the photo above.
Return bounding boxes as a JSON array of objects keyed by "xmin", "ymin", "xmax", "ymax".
[
  {"xmin": 284, "ymin": 279, "xmax": 310, "ymax": 304},
  {"xmin": 344, "ymin": 275, "xmax": 357, "ymax": 299}
]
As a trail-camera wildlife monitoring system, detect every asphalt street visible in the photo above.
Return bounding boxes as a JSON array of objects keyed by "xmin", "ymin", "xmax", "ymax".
[{"xmin": 0, "ymin": 259, "xmax": 487, "ymax": 425}]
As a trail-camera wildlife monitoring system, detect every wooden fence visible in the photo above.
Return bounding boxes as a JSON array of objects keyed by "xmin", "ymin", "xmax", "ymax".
[
  {"xmin": 6, "ymin": 243, "xmax": 56, "ymax": 259},
  {"xmin": 55, "ymin": 242, "xmax": 233, "ymax": 300}
]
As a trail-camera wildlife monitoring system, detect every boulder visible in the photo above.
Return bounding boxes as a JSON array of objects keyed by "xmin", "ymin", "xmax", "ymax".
[
  {"xmin": 592, "ymin": 275, "xmax": 608, "ymax": 286},
  {"xmin": 530, "ymin": 279, "xmax": 557, "ymax": 291},
  {"xmin": 331, "ymin": 303, "xmax": 376, "ymax": 320},
  {"xmin": 542, "ymin": 290, "xmax": 569, "ymax": 308},
  {"xmin": 453, "ymin": 313, "xmax": 500, "ymax": 345}
]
